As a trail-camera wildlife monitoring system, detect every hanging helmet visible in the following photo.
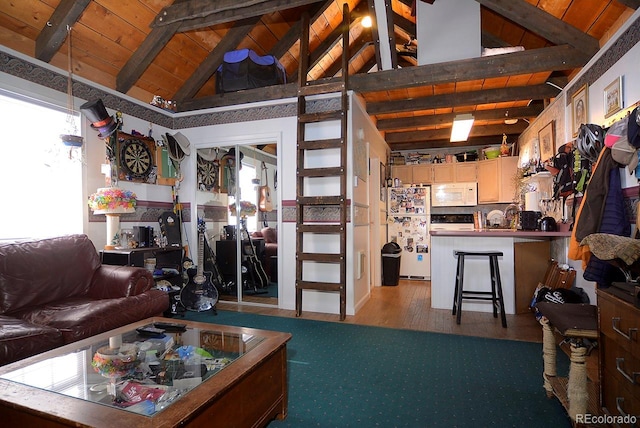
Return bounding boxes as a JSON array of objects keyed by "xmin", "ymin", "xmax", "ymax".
[{"xmin": 576, "ymin": 123, "xmax": 605, "ymax": 163}]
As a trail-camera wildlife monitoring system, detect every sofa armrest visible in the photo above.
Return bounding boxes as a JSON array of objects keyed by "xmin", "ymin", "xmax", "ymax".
[{"xmin": 88, "ymin": 265, "xmax": 155, "ymax": 299}]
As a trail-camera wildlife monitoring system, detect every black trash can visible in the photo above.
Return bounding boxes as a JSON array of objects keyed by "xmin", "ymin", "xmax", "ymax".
[{"xmin": 382, "ymin": 242, "xmax": 402, "ymax": 286}]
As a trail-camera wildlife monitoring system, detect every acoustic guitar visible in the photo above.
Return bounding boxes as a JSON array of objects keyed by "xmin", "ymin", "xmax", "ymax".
[
  {"xmin": 259, "ymin": 161, "xmax": 273, "ymax": 212},
  {"xmin": 181, "ymin": 219, "xmax": 219, "ymax": 312}
]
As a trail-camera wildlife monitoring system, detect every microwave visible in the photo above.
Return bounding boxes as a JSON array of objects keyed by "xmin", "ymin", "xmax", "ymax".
[{"xmin": 431, "ymin": 182, "xmax": 478, "ymax": 207}]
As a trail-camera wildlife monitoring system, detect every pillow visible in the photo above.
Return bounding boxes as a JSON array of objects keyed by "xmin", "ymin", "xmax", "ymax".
[{"xmin": 261, "ymin": 227, "xmax": 277, "ymax": 244}]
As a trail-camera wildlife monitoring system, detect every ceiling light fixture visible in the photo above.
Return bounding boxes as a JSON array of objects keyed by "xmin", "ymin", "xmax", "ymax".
[
  {"xmin": 361, "ymin": 15, "xmax": 373, "ymax": 28},
  {"xmin": 450, "ymin": 114, "xmax": 474, "ymax": 142}
]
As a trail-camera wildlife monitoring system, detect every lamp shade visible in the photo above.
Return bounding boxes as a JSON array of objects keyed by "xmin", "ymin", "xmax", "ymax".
[{"xmin": 450, "ymin": 114, "xmax": 475, "ymax": 142}]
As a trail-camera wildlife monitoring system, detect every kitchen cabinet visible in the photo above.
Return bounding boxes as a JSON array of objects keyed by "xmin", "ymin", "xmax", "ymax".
[
  {"xmin": 432, "ymin": 163, "xmax": 454, "ymax": 183},
  {"xmin": 390, "ymin": 165, "xmax": 413, "ymax": 185},
  {"xmin": 412, "ymin": 164, "xmax": 433, "ymax": 184},
  {"xmin": 454, "ymin": 162, "xmax": 477, "ymax": 182},
  {"xmin": 391, "ymin": 164, "xmax": 433, "ymax": 185},
  {"xmin": 477, "ymin": 156, "xmax": 518, "ymax": 204},
  {"xmin": 514, "ymin": 241, "xmax": 550, "ymax": 314}
]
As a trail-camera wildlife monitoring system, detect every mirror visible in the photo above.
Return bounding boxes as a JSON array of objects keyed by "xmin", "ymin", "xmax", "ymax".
[{"xmin": 195, "ymin": 143, "xmax": 278, "ymax": 306}]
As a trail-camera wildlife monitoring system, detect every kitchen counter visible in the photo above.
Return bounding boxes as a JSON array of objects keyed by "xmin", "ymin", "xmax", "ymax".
[
  {"xmin": 429, "ymin": 230, "xmax": 571, "ymax": 315},
  {"xmin": 430, "ymin": 229, "xmax": 572, "ymax": 238}
]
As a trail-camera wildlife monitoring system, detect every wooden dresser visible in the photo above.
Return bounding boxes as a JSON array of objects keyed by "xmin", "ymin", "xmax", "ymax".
[{"xmin": 597, "ymin": 287, "xmax": 640, "ymax": 422}]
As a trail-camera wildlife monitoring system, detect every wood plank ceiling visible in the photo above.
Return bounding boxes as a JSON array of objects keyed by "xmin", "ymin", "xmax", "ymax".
[{"xmin": 0, "ymin": 0, "xmax": 638, "ymax": 154}]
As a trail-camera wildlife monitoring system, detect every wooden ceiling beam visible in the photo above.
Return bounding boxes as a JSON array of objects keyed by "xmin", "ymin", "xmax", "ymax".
[
  {"xmin": 376, "ymin": 105, "xmax": 544, "ymax": 131},
  {"xmin": 269, "ymin": 1, "xmax": 331, "ymax": 59},
  {"xmin": 476, "ymin": 0, "xmax": 599, "ymax": 57},
  {"xmin": 388, "ymin": 134, "xmax": 520, "ymax": 152},
  {"xmin": 321, "ymin": 32, "xmax": 373, "ymax": 78},
  {"xmin": 174, "ymin": 17, "xmax": 261, "ymax": 102},
  {"xmin": 385, "ymin": 122, "xmax": 529, "ymax": 144},
  {"xmin": 349, "ymin": 44, "xmax": 589, "ymax": 93},
  {"xmin": 617, "ymin": 0, "xmax": 640, "ymax": 9},
  {"xmin": 116, "ymin": 21, "xmax": 181, "ymax": 94},
  {"xmin": 368, "ymin": 83, "xmax": 560, "ymax": 115},
  {"xmin": 35, "ymin": 0, "xmax": 91, "ymax": 62},
  {"xmin": 153, "ymin": 0, "xmax": 322, "ymax": 28},
  {"xmin": 178, "ymin": 82, "xmax": 299, "ymax": 112}
]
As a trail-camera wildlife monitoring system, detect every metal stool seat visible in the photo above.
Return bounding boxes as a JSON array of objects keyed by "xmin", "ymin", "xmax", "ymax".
[{"xmin": 452, "ymin": 250, "xmax": 507, "ymax": 327}]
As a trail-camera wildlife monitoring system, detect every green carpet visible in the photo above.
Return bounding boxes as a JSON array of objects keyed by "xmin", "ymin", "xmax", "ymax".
[{"xmin": 182, "ymin": 310, "xmax": 571, "ymax": 427}]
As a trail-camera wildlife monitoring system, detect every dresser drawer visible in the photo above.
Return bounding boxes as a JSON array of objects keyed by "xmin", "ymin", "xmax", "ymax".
[
  {"xmin": 601, "ymin": 336, "xmax": 640, "ymax": 397},
  {"xmin": 598, "ymin": 291, "xmax": 639, "ymax": 356},
  {"xmin": 601, "ymin": 366, "xmax": 640, "ymax": 422}
]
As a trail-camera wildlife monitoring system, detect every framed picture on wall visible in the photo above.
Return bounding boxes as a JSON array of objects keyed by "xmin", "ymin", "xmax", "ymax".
[
  {"xmin": 604, "ymin": 76, "xmax": 623, "ymax": 118},
  {"xmin": 572, "ymin": 84, "xmax": 588, "ymax": 138},
  {"xmin": 538, "ymin": 121, "xmax": 555, "ymax": 162}
]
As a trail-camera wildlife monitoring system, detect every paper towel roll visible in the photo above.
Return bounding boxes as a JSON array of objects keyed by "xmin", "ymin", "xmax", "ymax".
[{"xmin": 525, "ymin": 192, "xmax": 539, "ymax": 211}]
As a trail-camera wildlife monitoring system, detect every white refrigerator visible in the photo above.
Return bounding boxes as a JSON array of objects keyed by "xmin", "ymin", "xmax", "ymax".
[{"xmin": 387, "ymin": 186, "xmax": 431, "ymax": 280}]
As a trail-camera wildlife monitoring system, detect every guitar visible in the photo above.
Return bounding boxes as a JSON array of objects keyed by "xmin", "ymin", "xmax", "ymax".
[
  {"xmin": 240, "ymin": 220, "xmax": 269, "ymax": 290},
  {"xmin": 181, "ymin": 219, "xmax": 219, "ymax": 312},
  {"xmin": 258, "ymin": 162, "xmax": 273, "ymax": 212}
]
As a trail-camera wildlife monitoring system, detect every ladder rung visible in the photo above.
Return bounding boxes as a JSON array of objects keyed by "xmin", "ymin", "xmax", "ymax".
[
  {"xmin": 297, "ymin": 224, "xmax": 343, "ymax": 233},
  {"xmin": 298, "ymin": 138, "xmax": 343, "ymax": 150},
  {"xmin": 298, "ymin": 81, "xmax": 345, "ymax": 96},
  {"xmin": 299, "ymin": 110, "xmax": 344, "ymax": 123},
  {"xmin": 298, "ymin": 166, "xmax": 343, "ymax": 177},
  {"xmin": 296, "ymin": 280, "xmax": 343, "ymax": 292},
  {"xmin": 297, "ymin": 252, "xmax": 343, "ymax": 262},
  {"xmin": 297, "ymin": 196, "xmax": 344, "ymax": 205}
]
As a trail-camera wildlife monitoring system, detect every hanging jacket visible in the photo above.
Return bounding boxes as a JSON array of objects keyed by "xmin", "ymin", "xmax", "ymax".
[{"xmin": 582, "ymin": 165, "xmax": 630, "ymax": 285}]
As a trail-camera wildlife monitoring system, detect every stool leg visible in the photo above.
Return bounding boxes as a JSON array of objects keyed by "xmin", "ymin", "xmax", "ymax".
[
  {"xmin": 489, "ymin": 256, "xmax": 498, "ymax": 318},
  {"xmin": 455, "ymin": 255, "xmax": 465, "ymax": 325},
  {"xmin": 452, "ymin": 254, "xmax": 462, "ymax": 316},
  {"xmin": 491, "ymin": 255, "xmax": 507, "ymax": 328}
]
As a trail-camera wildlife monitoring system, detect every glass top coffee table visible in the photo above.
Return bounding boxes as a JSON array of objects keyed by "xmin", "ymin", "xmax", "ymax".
[{"xmin": 0, "ymin": 317, "xmax": 291, "ymax": 427}]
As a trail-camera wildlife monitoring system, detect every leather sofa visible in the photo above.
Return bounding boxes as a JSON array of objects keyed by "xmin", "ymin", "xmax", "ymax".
[{"xmin": 0, "ymin": 234, "xmax": 169, "ymax": 366}]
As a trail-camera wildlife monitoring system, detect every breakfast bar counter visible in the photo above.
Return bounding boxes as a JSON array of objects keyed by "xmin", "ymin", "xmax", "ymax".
[{"xmin": 429, "ymin": 229, "xmax": 571, "ymax": 315}]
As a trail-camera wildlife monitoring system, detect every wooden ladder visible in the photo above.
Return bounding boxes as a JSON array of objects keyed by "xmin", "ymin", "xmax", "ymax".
[{"xmin": 295, "ymin": 5, "xmax": 349, "ymax": 321}]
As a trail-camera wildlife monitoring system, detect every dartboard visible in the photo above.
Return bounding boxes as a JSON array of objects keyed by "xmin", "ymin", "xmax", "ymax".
[
  {"xmin": 198, "ymin": 156, "xmax": 218, "ymax": 191},
  {"xmin": 120, "ymin": 138, "xmax": 153, "ymax": 178}
]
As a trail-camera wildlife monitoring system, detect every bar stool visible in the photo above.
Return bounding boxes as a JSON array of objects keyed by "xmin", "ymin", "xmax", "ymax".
[{"xmin": 452, "ymin": 250, "xmax": 507, "ymax": 327}]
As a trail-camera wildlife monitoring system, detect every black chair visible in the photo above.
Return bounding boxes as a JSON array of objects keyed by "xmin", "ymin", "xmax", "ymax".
[{"xmin": 452, "ymin": 250, "xmax": 507, "ymax": 327}]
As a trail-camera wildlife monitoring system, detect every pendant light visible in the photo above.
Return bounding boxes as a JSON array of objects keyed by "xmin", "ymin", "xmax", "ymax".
[{"xmin": 59, "ymin": 25, "xmax": 84, "ymax": 147}]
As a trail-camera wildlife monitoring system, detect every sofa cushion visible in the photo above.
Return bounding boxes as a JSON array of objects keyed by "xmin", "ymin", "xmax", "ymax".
[
  {"xmin": 0, "ymin": 316, "xmax": 64, "ymax": 366},
  {"xmin": 0, "ymin": 235, "xmax": 100, "ymax": 314},
  {"xmin": 13, "ymin": 290, "xmax": 169, "ymax": 344}
]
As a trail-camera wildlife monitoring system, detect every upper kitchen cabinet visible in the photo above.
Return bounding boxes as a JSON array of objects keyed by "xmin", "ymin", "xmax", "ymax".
[
  {"xmin": 477, "ymin": 157, "xmax": 519, "ymax": 204},
  {"xmin": 432, "ymin": 163, "xmax": 454, "ymax": 183},
  {"xmin": 391, "ymin": 165, "xmax": 413, "ymax": 185},
  {"xmin": 391, "ymin": 164, "xmax": 433, "ymax": 185},
  {"xmin": 454, "ymin": 162, "xmax": 477, "ymax": 182},
  {"xmin": 412, "ymin": 164, "xmax": 433, "ymax": 185}
]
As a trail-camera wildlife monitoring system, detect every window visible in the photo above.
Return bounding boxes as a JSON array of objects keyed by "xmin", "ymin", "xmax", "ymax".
[{"xmin": 0, "ymin": 91, "xmax": 83, "ymax": 240}]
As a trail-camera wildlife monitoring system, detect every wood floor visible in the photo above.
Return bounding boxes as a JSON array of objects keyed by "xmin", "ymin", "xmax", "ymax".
[{"xmin": 216, "ymin": 279, "xmax": 544, "ymax": 343}]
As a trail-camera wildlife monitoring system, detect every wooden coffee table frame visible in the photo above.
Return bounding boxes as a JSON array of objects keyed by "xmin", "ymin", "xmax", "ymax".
[{"xmin": 0, "ymin": 317, "xmax": 291, "ymax": 428}]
